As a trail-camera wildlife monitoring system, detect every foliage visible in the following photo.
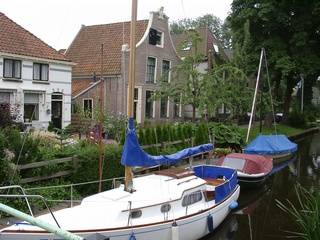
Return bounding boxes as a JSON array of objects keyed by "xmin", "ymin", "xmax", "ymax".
[
  {"xmin": 287, "ymin": 110, "xmax": 306, "ymax": 128},
  {"xmin": 208, "ymin": 123, "xmax": 244, "ymax": 149},
  {"xmin": 4, "ymin": 127, "xmax": 42, "ymax": 165},
  {"xmin": 228, "ymin": 0, "xmax": 320, "ymax": 119},
  {"xmin": 201, "ymin": 64, "xmax": 253, "ymax": 119},
  {"xmin": 0, "ymin": 103, "xmax": 22, "ymax": 129},
  {"xmin": 170, "ymin": 14, "xmax": 232, "ymax": 49},
  {"xmin": 241, "ymin": 124, "xmax": 303, "ymax": 143},
  {"xmin": 276, "ymin": 185, "xmax": 320, "ymax": 240},
  {"xmin": 154, "ymin": 30, "xmax": 205, "ymax": 121},
  {"xmin": 71, "ymin": 142, "xmax": 124, "ymax": 196},
  {"xmin": 0, "ymin": 130, "xmax": 12, "ymax": 186},
  {"xmin": 104, "ymin": 114, "xmax": 127, "ymax": 142}
]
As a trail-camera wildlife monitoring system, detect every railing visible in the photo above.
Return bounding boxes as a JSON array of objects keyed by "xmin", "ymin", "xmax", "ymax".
[
  {"xmin": 25, "ymin": 177, "xmax": 125, "ymax": 207},
  {"xmin": 14, "ymin": 156, "xmax": 78, "ymax": 184}
]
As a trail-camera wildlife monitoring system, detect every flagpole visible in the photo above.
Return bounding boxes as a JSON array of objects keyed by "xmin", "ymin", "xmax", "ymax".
[{"xmin": 125, "ymin": 0, "xmax": 137, "ymax": 191}]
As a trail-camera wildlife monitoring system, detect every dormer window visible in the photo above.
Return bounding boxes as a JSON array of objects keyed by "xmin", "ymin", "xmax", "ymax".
[{"xmin": 149, "ymin": 28, "xmax": 163, "ymax": 47}]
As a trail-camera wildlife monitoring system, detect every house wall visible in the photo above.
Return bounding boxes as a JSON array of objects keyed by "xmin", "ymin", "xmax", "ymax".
[
  {"xmin": 122, "ymin": 11, "xmax": 182, "ymax": 124},
  {"xmin": 72, "ymin": 75, "xmax": 121, "ymax": 117},
  {"xmin": 0, "ymin": 55, "xmax": 72, "ymax": 130}
]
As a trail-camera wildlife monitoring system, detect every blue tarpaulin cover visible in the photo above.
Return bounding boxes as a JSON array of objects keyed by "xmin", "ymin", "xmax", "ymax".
[
  {"xmin": 121, "ymin": 118, "xmax": 213, "ymax": 167},
  {"xmin": 244, "ymin": 134, "xmax": 297, "ymax": 155},
  {"xmin": 193, "ymin": 165, "xmax": 238, "ymax": 203}
]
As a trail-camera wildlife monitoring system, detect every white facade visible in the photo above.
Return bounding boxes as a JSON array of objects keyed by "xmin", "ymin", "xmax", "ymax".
[{"xmin": 0, "ymin": 53, "xmax": 73, "ymax": 130}]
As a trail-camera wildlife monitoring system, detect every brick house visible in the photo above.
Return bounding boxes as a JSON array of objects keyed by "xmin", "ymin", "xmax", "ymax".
[
  {"xmin": 66, "ymin": 9, "xmax": 182, "ymax": 124},
  {"xmin": 171, "ymin": 27, "xmax": 230, "ymax": 119},
  {"xmin": 0, "ymin": 12, "xmax": 73, "ymax": 129}
]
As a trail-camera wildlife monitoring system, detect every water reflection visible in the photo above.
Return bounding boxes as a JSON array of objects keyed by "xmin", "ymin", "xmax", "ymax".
[{"xmin": 202, "ymin": 133, "xmax": 320, "ymax": 239}]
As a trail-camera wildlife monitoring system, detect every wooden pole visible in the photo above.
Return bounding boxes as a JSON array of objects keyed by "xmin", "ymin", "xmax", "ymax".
[
  {"xmin": 98, "ymin": 44, "xmax": 104, "ymax": 192},
  {"xmin": 125, "ymin": 0, "xmax": 137, "ymax": 191}
]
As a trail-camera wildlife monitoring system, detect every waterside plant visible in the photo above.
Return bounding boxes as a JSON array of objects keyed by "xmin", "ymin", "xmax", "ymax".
[{"xmin": 276, "ymin": 185, "xmax": 320, "ymax": 240}]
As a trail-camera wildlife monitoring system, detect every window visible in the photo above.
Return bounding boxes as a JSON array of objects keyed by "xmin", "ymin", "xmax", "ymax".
[
  {"xmin": 145, "ymin": 91, "xmax": 154, "ymax": 118},
  {"xmin": 146, "ymin": 57, "xmax": 156, "ymax": 83},
  {"xmin": 160, "ymin": 203, "xmax": 171, "ymax": 213},
  {"xmin": 4, "ymin": 59, "xmax": 21, "ymax": 79},
  {"xmin": 149, "ymin": 28, "xmax": 163, "ymax": 46},
  {"xmin": 162, "ymin": 60, "xmax": 170, "ymax": 82},
  {"xmin": 160, "ymin": 97, "xmax": 168, "ymax": 118},
  {"xmin": 182, "ymin": 191, "xmax": 203, "ymax": 207},
  {"xmin": 133, "ymin": 88, "xmax": 138, "ymax": 120},
  {"xmin": 130, "ymin": 210, "xmax": 142, "ymax": 219},
  {"xmin": 33, "ymin": 63, "xmax": 49, "ymax": 81},
  {"xmin": 223, "ymin": 157, "xmax": 246, "ymax": 171},
  {"xmin": 0, "ymin": 92, "xmax": 10, "ymax": 104},
  {"xmin": 174, "ymin": 97, "xmax": 181, "ymax": 118},
  {"xmin": 83, "ymin": 99, "xmax": 93, "ymax": 118},
  {"xmin": 24, "ymin": 93, "xmax": 39, "ymax": 121}
]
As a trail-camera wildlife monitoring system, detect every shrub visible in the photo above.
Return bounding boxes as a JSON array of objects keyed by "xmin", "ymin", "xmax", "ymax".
[
  {"xmin": 4, "ymin": 127, "xmax": 43, "ymax": 164},
  {"xmin": 287, "ymin": 111, "xmax": 306, "ymax": 128},
  {"xmin": 71, "ymin": 143, "xmax": 124, "ymax": 196}
]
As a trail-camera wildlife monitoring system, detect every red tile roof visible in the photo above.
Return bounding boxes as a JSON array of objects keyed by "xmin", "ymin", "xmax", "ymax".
[
  {"xmin": 66, "ymin": 20, "xmax": 149, "ymax": 76},
  {"xmin": 72, "ymin": 79, "xmax": 95, "ymax": 96},
  {"xmin": 0, "ymin": 12, "xmax": 68, "ymax": 62}
]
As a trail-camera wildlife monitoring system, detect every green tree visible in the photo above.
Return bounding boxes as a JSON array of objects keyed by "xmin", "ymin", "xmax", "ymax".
[
  {"xmin": 228, "ymin": 0, "xmax": 320, "ymax": 120},
  {"xmin": 155, "ymin": 30, "xmax": 205, "ymax": 122},
  {"xmin": 170, "ymin": 14, "xmax": 232, "ymax": 49}
]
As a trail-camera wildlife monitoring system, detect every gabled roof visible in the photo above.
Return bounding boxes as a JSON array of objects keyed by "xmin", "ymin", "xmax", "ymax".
[
  {"xmin": 0, "ymin": 12, "xmax": 68, "ymax": 62},
  {"xmin": 66, "ymin": 20, "xmax": 149, "ymax": 77},
  {"xmin": 171, "ymin": 27, "xmax": 229, "ymax": 61},
  {"xmin": 72, "ymin": 79, "xmax": 101, "ymax": 98}
]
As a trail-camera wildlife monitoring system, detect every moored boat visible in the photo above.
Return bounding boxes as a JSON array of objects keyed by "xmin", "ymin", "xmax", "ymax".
[
  {"xmin": 214, "ymin": 153, "xmax": 273, "ymax": 188},
  {"xmin": 0, "ymin": 165, "xmax": 239, "ymax": 240},
  {"xmin": 0, "ymin": 117, "xmax": 240, "ymax": 240},
  {"xmin": 244, "ymin": 135, "xmax": 297, "ymax": 165}
]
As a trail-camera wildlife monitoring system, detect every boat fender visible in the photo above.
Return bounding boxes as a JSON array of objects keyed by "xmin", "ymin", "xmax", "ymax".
[
  {"xmin": 229, "ymin": 201, "xmax": 238, "ymax": 210},
  {"xmin": 171, "ymin": 221, "xmax": 179, "ymax": 240},
  {"xmin": 207, "ymin": 214, "xmax": 214, "ymax": 233},
  {"xmin": 129, "ymin": 233, "xmax": 136, "ymax": 240}
]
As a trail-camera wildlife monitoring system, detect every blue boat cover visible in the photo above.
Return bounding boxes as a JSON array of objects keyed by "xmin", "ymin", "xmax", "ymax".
[
  {"xmin": 193, "ymin": 165, "xmax": 238, "ymax": 203},
  {"xmin": 121, "ymin": 118, "xmax": 213, "ymax": 167},
  {"xmin": 244, "ymin": 134, "xmax": 297, "ymax": 155}
]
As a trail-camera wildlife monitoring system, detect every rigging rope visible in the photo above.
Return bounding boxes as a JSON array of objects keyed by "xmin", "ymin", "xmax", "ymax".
[{"xmin": 263, "ymin": 48, "xmax": 277, "ymax": 135}]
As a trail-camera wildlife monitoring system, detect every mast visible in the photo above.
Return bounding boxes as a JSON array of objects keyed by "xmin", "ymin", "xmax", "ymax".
[
  {"xmin": 246, "ymin": 48, "xmax": 264, "ymax": 143},
  {"xmin": 125, "ymin": 0, "xmax": 138, "ymax": 191},
  {"xmin": 98, "ymin": 44, "xmax": 104, "ymax": 192}
]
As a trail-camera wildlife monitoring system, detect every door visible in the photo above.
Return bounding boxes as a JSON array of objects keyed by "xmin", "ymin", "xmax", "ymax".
[{"xmin": 51, "ymin": 94, "xmax": 63, "ymax": 129}]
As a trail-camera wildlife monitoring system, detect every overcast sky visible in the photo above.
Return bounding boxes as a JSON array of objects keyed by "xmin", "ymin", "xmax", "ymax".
[{"xmin": 1, "ymin": 0, "xmax": 232, "ymax": 50}]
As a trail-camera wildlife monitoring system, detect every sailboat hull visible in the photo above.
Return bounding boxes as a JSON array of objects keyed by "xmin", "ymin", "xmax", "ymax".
[{"xmin": 0, "ymin": 186, "xmax": 239, "ymax": 240}]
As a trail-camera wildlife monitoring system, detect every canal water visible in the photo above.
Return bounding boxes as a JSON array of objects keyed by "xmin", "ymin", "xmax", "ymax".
[{"xmin": 202, "ymin": 133, "xmax": 320, "ymax": 240}]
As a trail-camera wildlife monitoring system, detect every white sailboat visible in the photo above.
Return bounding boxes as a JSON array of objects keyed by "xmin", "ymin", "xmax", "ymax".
[{"xmin": 0, "ymin": 1, "xmax": 240, "ymax": 239}]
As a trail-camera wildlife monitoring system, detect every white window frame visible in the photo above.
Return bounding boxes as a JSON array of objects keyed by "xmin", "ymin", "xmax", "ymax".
[
  {"xmin": 161, "ymin": 59, "xmax": 171, "ymax": 83},
  {"xmin": 160, "ymin": 96, "xmax": 169, "ymax": 118},
  {"xmin": 145, "ymin": 90, "xmax": 155, "ymax": 119},
  {"xmin": 146, "ymin": 56, "xmax": 157, "ymax": 84},
  {"xmin": 83, "ymin": 98, "xmax": 93, "ymax": 118}
]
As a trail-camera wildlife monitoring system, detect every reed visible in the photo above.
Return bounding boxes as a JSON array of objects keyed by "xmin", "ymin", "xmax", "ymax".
[{"xmin": 276, "ymin": 185, "xmax": 320, "ymax": 240}]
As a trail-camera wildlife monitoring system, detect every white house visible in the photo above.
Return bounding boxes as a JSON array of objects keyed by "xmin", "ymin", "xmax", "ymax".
[{"xmin": 0, "ymin": 12, "xmax": 74, "ymax": 129}]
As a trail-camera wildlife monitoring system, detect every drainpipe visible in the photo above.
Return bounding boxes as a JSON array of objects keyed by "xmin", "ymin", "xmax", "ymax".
[{"xmin": 0, "ymin": 203, "xmax": 83, "ymax": 240}]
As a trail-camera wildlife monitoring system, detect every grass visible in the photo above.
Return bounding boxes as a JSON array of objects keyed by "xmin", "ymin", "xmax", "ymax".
[
  {"xmin": 276, "ymin": 185, "xmax": 320, "ymax": 240},
  {"xmin": 240, "ymin": 124, "xmax": 303, "ymax": 142}
]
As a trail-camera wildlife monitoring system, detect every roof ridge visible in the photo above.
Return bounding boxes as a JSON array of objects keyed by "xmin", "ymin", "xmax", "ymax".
[
  {"xmin": 0, "ymin": 12, "xmax": 68, "ymax": 61},
  {"xmin": 84, "ymin": 19, "xmax": 148, "ymax": 28}
]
